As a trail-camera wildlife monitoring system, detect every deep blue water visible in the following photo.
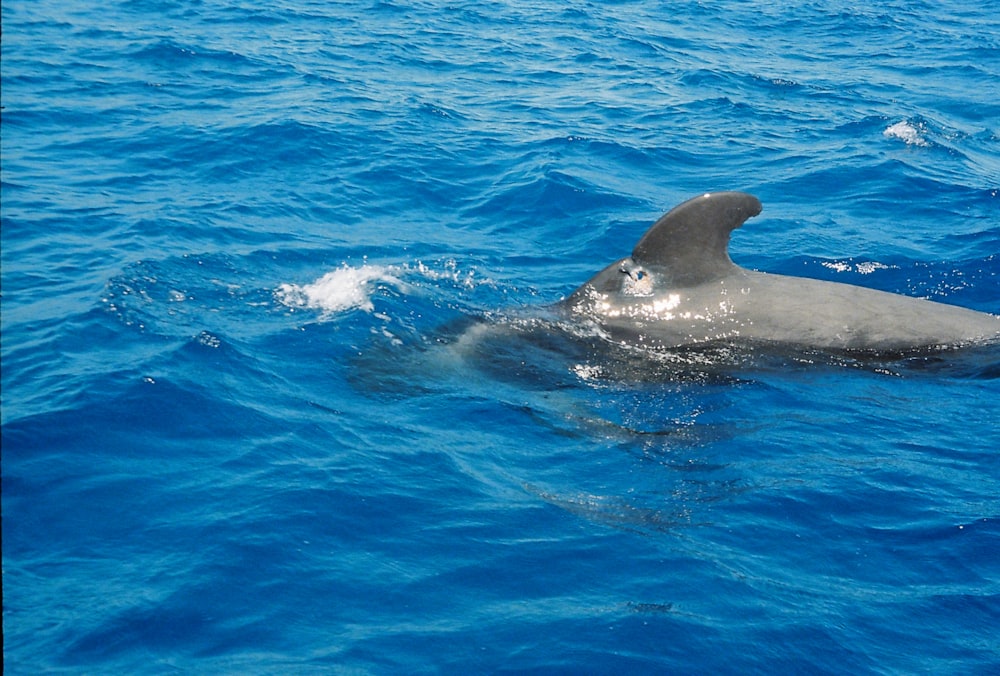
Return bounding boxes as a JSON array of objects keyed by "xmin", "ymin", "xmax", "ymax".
[{"xmin": 3, "ymin": 0, "xmax": 1000, "ymax": 672}]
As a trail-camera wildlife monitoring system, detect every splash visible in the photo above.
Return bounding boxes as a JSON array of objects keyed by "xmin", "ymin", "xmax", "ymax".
[
  {"xmin": 822, "ymin": 260, "xmax": 893, "ymax": 274},
  {"xmin": 275, "ymin": 260, "xmax": 491, "ymax": 317},
  {"xmin": 276, "ymin": 264, "xmax": 404, "ymax": 314},
  {"xmin": 883, "ymin": 120, "xmax": 928, "ymax": 146}
]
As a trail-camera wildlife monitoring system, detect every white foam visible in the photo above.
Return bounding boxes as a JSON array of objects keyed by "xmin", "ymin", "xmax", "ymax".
[
  {"xmin": 884, "ymin": 120, "xmax": 928, "ymax": 146},
  {"xmin": 572, "ymin": 363, "xmax": 606, "ymax": 381},
  {"xmin": 822, "ymin": 260, "xmax": 893, "ymax": 275},
  {"xmin": 276, "ymin": 264, "xmax": 403, "ymax": 314},
  {"xmin": 275, "ymin": 260, "xmax": 492, "ymax": 318}
]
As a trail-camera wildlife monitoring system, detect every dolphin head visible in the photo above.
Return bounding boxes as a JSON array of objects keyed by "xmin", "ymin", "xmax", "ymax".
[{"xmin": 566, "ymin": 192, "xmax": 762, "ymax": 309}]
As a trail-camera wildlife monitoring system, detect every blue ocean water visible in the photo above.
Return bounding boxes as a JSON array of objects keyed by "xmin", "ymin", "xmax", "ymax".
[{"xmin": 3, "ymin": 0, "xmax": 999, "ymax": 672}]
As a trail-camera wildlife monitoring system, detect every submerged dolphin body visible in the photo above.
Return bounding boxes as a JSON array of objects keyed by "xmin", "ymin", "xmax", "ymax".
[{"xmin": 560, "ymin": 192, "xmax": 999, "ymax": 352}]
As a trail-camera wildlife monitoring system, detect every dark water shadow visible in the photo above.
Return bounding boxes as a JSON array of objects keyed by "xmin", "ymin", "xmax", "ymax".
[{"xmin": 347, "ymin": 308, "xmax": 999, "ymax": 536}]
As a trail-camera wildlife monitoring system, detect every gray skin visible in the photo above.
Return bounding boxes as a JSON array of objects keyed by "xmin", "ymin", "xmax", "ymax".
[{"xmin": 561, "ymin": 191, "xmax": 999, "ymax": 352}]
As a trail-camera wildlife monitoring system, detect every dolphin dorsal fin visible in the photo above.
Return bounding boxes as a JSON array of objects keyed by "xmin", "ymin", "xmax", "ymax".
[{"xmin": 631, "ymin": 191, "xmax": 762, "ymax": 285}]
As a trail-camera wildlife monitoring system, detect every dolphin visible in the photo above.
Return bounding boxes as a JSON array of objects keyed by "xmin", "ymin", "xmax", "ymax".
[{"xmin": 560, "ymin": 191, "xmax": 999, "ymax": 352}]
